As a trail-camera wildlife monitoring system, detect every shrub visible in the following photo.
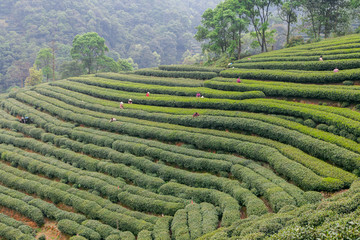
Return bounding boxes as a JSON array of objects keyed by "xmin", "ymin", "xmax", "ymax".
[
  {"xmin": 316, "ymin": 124, "xmax": 328, "ymax": 131},
  {"xmin": 57, "ymin": 219, "xmax": 101, "ymax": 240},
  {"xmin": 303, "ymin": 119, "xmax": 316, "ymax": 128},
  {"xmin": 343, "ymin": 80, "xmax": 354, "ymax": 85}
]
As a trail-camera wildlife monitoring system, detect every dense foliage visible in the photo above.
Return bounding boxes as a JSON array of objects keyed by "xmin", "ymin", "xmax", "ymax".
[{"xmin": 0, "ymin": 0, "xmax": 222, "ymax": 91}]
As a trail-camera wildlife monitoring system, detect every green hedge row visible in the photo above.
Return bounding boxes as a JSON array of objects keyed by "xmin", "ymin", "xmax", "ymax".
[
  {"xmin": 66, "ymin": 188, "xmax": 157, "ymax": 224},
  {"xmin": 38, "ymin": 82, "xmax": 360, "ymax": 137},
  {"xmin": 207, "ymin": 179, "xmax": 360, "ymax": 239},
  {"xmin": 0, "ymin": 213, "xmax": 34, "ymax": 235},
  {"xmin": 134, "ymin": 69, "xmax": 218, "ymax": 80},
  {"xmin": 58, "ymin": 219, "xmax": 101, "ymax": 240},
  {"xmin": 185, "ymin": 203, "xmax": 219, "ymax": 239},
  {"xmin": 152, "ymin": 217, "xmax": 172, "ymax": 240},
  {"xmin": 109, "ymin": 139, "xmax": 305, "ymax": 210},
  {"xmin": 31, "ymin": 85, "xmax": 358, "ymax": 175},
  {"xmin": 5, "ymin": 94, "xmax": 343, "ymax": 192},
  {"xmin": 231, "ymin": 164, "xmax": 296, "ymax": 212},
  {"xmin": 112, "ymin": 139, "xmax": 231, "ymax": 174},
  {"xmin": 171, "ymin": 209, "xmax": 190, "ymax": 240},
  {"xmin": 220, "ymin": 68, "xmax": 360, "ymax": 83},
  {"xmin": 118, "ymin": 192, "xmax": 183, "ymax": 216},
  {"xmin": 0, "ymin": 130, "xmax": 164, "ymax": 191},
  {"xmin": 68, "ymin": 76, "xmax": 264, "ymax": 100},
  {"xmin": 0, "ymin": 222, "xmax": 35, "ymax": 240},
  {"xmin": 0, "ymin": 184, "xmax": 86, "ymax": 224},
  {"xmin": 0, "ymin": 135, "xmax": 186, "ymax": 216},
  {"xmin": 96, "ymin": 72, "xmax": 203, "ymax": 87},
  {"xmin": 0, "ymin": 193, "xmax": 44, "ymax": 226},
  {"xmin": 137, "ymin": 230, "xmax": 152, "ymax": 240},
  {"xmin": 158, "ymin": 65, "xmax": 224, "ymax": 73},
  {"xmin": 200, "ymin": 202, "xmax": 218, "ymax": 235},
  {"xmin": 0, "ymin": 163, "xmax": 153, "ymax": 235},
  {"xmin": 76, "ymin": 118, "xmax": 356, "ymax": 195},
  {"xmin": 0, "ymin": 183, "xmax": 86, "ymax": 224},
  {"xmin": 39, "ymin": 113, "xmax": 307, "ymax": 210},
  {"xmin": 232, "ymin": 59, "xmax": 360, "ymax": 71},
  {"xmin": 25, "ymin": 88, "xmax": 359, "ymax": 180},
  {"xmin": 50, "ymin": 80, "xmax": 265, "ymax": 110},
  {"xmin": 236, "ymin": 52, "xmax": 360, "ymax": 63},
  {"xmin": 0, "ymin": 142, "xmax": 159, "ymax": 224},
  {"xmin": 3, "ymin": 95, "xmax": 268, "ymax": 214},
  {"xmin": 237, "ymin": 53, "xmax": 360, "ymax": 63},
  {"xmin": 249, "ymin": 47, "xmax": 360, "ymax": 59},
  {"xmin": 159, "ymin": 182, "xmax": 239, "ymax": 227},
  {"xmin": 186, "ymin": 204, "xmax": 203, "ymax": 239}
]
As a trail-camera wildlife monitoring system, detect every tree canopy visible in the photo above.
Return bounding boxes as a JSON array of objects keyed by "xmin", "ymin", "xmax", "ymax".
[{"xmin": 70, "ymin": 32, "xmax": 109, "ymax": 74}]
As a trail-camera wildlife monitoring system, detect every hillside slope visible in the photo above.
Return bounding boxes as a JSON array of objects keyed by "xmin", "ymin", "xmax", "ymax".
[{"xmin": 0, "ymin": 34, "xmax": 360, "ymax": 239}]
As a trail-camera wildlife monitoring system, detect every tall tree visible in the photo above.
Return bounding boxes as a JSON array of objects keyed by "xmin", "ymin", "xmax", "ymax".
[
  {"xmin": 35, "ymin": 48, "xmax": 53, "ymax": 82},
  {"xmin": 244, "ymin": 0, "xmax": 281, "ymax": 52},
  {"xmin": 195, "ymin": 2, "xmax": 234, "ymax": 56},
  {"xmin": 226, "ymin": 0, "xmax": 250, "ymax": 59},
  {"xmin": 279, "ymin": 0, "xmax": 300, "ymax": 44},
  {"xmin": 195, "ymin": 0, "xmax": 249, "ymax": 59},
  {"xmin": 70, "ymin": 32, "xmax": 109, "ymax": 74}
]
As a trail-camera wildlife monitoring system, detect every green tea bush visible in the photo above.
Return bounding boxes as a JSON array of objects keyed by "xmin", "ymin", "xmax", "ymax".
[
  {"xmin": 134, "ymin": 69, "xmax": 218, "ymax": 80},
  {"xmin": 159, "ymin": 65, "xmax": 224, "ymax": 73},
  {"xmin": 57, "ymin": 219, "xmax": 101, "ymax": 240}
]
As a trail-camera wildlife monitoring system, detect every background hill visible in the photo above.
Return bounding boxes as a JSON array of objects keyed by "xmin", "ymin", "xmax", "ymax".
[{"xmin": 0, "ymin": 0, "xmax": 221, "ymax": 91}]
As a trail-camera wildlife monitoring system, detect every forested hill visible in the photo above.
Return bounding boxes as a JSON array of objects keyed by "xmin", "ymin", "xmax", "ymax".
[{"xmin": 0, "ymin": 0, "xmax": 221, "ymax": 91}]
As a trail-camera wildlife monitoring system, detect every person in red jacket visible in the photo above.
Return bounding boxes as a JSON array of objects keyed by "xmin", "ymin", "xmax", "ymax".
[
  {"xmin": 237, "ymin": 77, "xmax": 241, "ymax": 83},
  {"xmin": 146, "ymin": 92, "xmax": 150, "ymax": 97},
  {"xmin": 192, "ymin": 112, "xmax": 200, "ymax": 117}
]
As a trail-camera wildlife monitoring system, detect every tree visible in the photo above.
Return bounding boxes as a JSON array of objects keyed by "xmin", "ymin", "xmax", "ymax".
[
  {"xmin": 301, "ymin": 0, "xmax": 351, "ymax": 39},
  {"xmin": 118, "ymin": 58, "xmax": 136, "ymax": 71},
  {"xmin": 279, "ymin": 0, "xmax": 300, "ymax": 44},
  {"xmin": 244, "ymin": 0, "xmax": 281, "ymax": 52},
  {"xmin": 70, "ymin": 32, "xmax": 109, "ymax": 74},
  {"xmin": 59, "ymin": 61, "xmax": 86, "ymax": 79},
  {"xmin": 195, "ymin": 0, "xmax": 250, "ymax": 59},
  {"xmin": 226, "ymin": 0, "xmax": 250, "ymax": 59},
  {"xmin": 24, "ymin": 65, "xmax": 42, "ymax": 87},
  {"xmin": 95, "ymin": 56, "xmax": 119, "ymax": 73},
  {"xmin": 195, "ymin": 2, "xmax": 234, "ymax": 56},
  {"xmin": 35, "ymin": 48, "xmax": 53, "ymax": 82}
]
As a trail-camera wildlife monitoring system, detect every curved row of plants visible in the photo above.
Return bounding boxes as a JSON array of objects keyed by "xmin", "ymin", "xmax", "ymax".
[
  {"xmin": 246, "ymin": 47, "xmax": 360, "ymax": 59},
  {"xmin": 49, "ymin": 80, "xmax": 265, "ymax": 109},
  {"xmin": 0, "ymin": 106, "xmax": 245, "ymax": 225},
  {"xmin": 95, "ymin": 73, "xmax": 204, "ymax": 87},
  {"xmin": 220, "ymin": 68, "xmax": 360, "ymax": 83},
  {"xmin": 236, "ymin": 52, "xmax": 360, "ymax": 63},
  {"xmin": 158, "ymin": 65, "xmax": 224, "ymax": 73},
  {"xmin": 171, "ymin": 203, "xmax": 218, "ymax": 240},
  {"xmin": 134, "ymin": 69, "xmax": 218, "ymax": 80},
  {"xmin": 0, "ymin": 160, "xmax": 153, "ymax": 235},
  {"xmin": 39, "ymin": 83, "xmax": 360, "ymax": 153},
  {"xmin": 67, "ymin": 76, "xmax": 265, "ymax": 100},
  {"xmin": 200, "ymin": 179, "xmax": 360, "ymax": 240},
  {"xmin": 232, "ymin": 59, "xmax": 360, "ymax": 71},
  {"xmin": 4, "ymin": 94, "xmax": 343, "ymax": 192},
  {"xmin": 205, "ymin": 79, "xmax": 360, "ymax": 103},
  {"xmin": 0, "ymin": 139, "xmax": 182, "ymax": 217},
  {"xmin": 31, "ymin": 86, "xmax": 360, "ymax": 179}
]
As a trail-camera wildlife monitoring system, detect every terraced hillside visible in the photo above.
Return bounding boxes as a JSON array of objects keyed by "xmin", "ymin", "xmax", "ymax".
[{"xmin": 1, "ymin": 34, "xmax": 360, "ymax": 240}]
